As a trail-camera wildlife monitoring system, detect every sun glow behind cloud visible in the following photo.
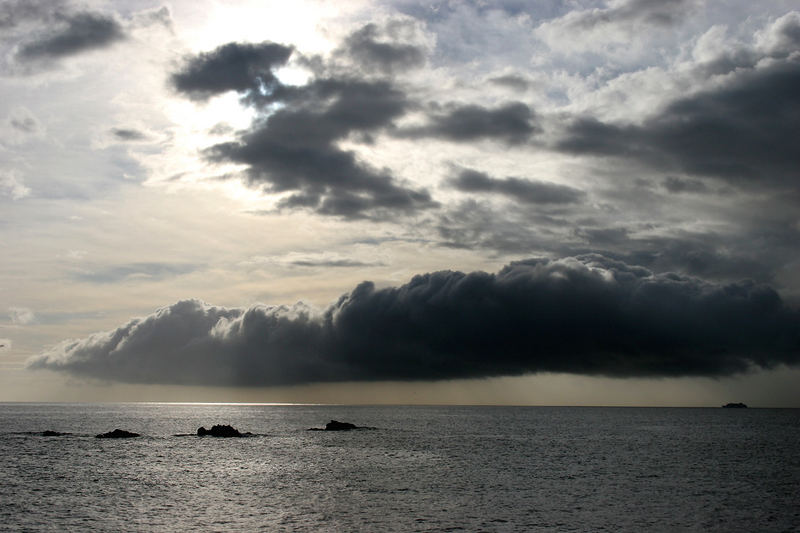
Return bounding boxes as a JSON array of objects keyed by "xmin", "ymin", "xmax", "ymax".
[{"xmin": 178, "ymin": 0, "xmax": 355, "ymax": 56}]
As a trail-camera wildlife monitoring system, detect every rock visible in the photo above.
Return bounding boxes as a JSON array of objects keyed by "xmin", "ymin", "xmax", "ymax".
[
  {"xmin": 197, "ymin": 424, "xmax": 245, "ymax": 437},
  {"xmin": 96, "ymin": 429, "xmax": 140, "ymax": 439},
  {"xmin": 325, "ymin": 420, "xmax": 358, "ymax": 431},
  {"xmin": 722, "ymin": 402, "xmax": 748, "ymax": 408},
  {"xmin": 41, "ymin": 430, "xmax": 69, "ymax": 436}
]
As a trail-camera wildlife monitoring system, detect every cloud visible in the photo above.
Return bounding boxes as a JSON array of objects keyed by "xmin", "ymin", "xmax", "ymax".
[
  {"xmin": 488, "ymin": 74, "xmax": 530, "ymax": 91},
  {"xmin": 130, "ymin": 5, "xmax": 173, "ymax": 32},
  {"xmin": 110, "ymin": 128, "xmax": 147, "ymax": 141},
  {"xmin": 661, "ymin": 176, "xmax": 709, "ymax": 194},
  {"xmin": 567, "ymin": 0, "xmax": 694, "ymax": 29},
  {"xmin": 71, "ymin": 262, "xmax": 200, "ymax": 284},
  {"xmin": 9, "ymin": 307, "xmax": 36, "ymax": 325},
  {"xmin": 340, "ymin": 21, "xmax": 426, "ymax": 73},
  {"xmin": 16, "ymin": 11, "xmax": 125, "ymax": 61},
  {"xmin": 243, "ymin": 252, "xmax": 385, "ymax": 269},
  {"xmin": 30, "ymin": 255, "xmax": 800, "ymax": 386},
  {"xmin": 557, "ymin": 59, "xmax": 800, "ymax": 188},
  {"xmin": 167, "ymin": 25, "xmax": 443, "ymax": 220},
  {"xmin": 435, "ymin": 196, "xmax": 793, "ymax": 286},
  {"xmin": 170, "ymin": 41, "xmax": 293, "ymax": 101},
  {"xmin": 0, "ymin": 0, "xmax": 65, "ymax": 29},
  {"xmin": 8, "ymin": 107, "xmax": 40, "ymax": 133},
  {"xmin": 756, "ymin": 11, "xmax": 800, "ymax": 58},
  {"xmin": 535, "ymin": 0, "xmax": 695, "ymax": 44},
  {"xmin": 0, "ymin": 171, "xmax": 30, "ymax": 199},
  {"xmin": 202, "ymin": 77, "xmax": 437, "ymax": 219},
  {"xmin": 400, "ymin": 102, "xmax": 539, "ymax": 145},
  {"xmin": 450, "ymin": 168, "xmax": 586, "ymax": 205}
]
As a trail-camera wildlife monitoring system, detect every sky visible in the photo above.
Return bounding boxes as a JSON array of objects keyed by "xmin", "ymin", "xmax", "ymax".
[{"xmin": 1, "ymin": 0, "xmax": 799, "ymax": 406}]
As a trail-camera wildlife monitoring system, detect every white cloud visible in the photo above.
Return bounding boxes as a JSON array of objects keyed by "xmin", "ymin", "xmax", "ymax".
[{"xmin": 9, "ymin": 307, "xmax": 35, "ymax": 325}]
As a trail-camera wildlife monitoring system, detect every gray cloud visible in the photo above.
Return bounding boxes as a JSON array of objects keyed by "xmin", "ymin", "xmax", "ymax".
[
  {"xmin": 432, "ymin": 196, "xmax": 794, "ymax": 288},
  {"xmin": 488, "ymin": 74, "xmax": 530, "ymax": 91},
  {"xmin": 342, "ymin": 21, "xmax": 426, "ymax": 73},
  {"xmin": 8, "ymin": 107, "xmax": 40, "ymax": 133},
  {"xmin": 17, "ymin": 11, "xmax": 125, "ymax": 61},
  {"xmin": 564, "ymin": 0, "xmax": 694, "ymax": 30},
  {"xmin": 170, "ymin": 41, "xmax": 293, "ymax": 101},
  {"xmin": 203, "ymin": 77, "xmax": 436, "ymax": 219},
  {"xmin": 661, "ymin": 176, "xmax": 709, "ymax": 194},
  {"xmin": 451, "ymin": 168, "xmax": 585, "ymax": 205},
  {"xmin": 131, "ymin": 5, "xmax": 173, "ymax": 31},
  {"xmin": 557, "ymin": 60, "xmax": 800, "ymax": 189},
  {"xmin": 0, "ymin": 0, "xmax": 65, "ymax": 29},
  {"xmin": 30, "ymin": 255, "xmax": 800, "ymax": 386},
  {"xmin": 110, "ymin": 128, "xmax": 147, "ymax": 141},
  {"xmin": 167, "ymin": 28, "xmax": 440, "ymax": 219},
  {"xmin": 401, "ymin": 101, "xmax": 538, "ymax": 144}
]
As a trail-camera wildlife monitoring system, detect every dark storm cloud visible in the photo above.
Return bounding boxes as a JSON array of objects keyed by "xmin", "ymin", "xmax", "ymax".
[
  {"xmin": 451, "ymin": 169, "xmax": 585, "ymax": 205},
  {"xmin": 30, "ymin": 255, "xmax": 800, "ymax": 386},
  {"xmin": 342, "ymin": 22, "xmax": 426, "ymax": 73},
  {"xmin": 168, "ymin": 30, "xmax": 438, "ymax": 219},
  {"xmin": 203, "ymin": 77, "xmax": 436, "ymax": 218},
  {"xmin": 17, "ymin": 11, "xmax": 125, "ymax": 60},
  {"xmin": 170, "ymin": 41, "xmax": 293, "ymax": 100},
  {"xmin": 401, "ymin": 102, "xmax": 538, "ymax": 144},
  {"xmin": 557, "ymin": 60, "xmax": 800, "ymax": 188}
]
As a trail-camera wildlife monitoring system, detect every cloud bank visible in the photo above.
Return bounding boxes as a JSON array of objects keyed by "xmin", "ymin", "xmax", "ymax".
[{"xmin": 30, "ymin": 255, "xmax": 800, "ymax": 386}]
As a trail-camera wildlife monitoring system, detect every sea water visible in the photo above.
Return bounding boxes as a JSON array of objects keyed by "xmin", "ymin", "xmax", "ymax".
[{"xmin": 0, "ymin": 403, "xmax": 798, "ymax": 532}]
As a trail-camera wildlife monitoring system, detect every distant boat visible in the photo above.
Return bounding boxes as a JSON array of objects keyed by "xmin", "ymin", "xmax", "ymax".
[{"xmin": 722, "ymin": 402, "xmax": 747, "ymax": 408}]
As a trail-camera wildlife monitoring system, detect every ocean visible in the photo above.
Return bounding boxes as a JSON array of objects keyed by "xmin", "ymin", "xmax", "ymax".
[{"xmin": 0, "ymin": 403, "xmax": 798, "ymax": 532}]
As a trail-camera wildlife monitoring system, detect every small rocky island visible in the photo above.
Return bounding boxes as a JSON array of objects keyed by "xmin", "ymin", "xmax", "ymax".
[
  {"xmin": 41, "ymin": 430, "xmax": 70, "ymax": 437},
  {"xmin": 96, "ymin": 429, "xmax": 140, "ymax": 438},
  {"xmin": 309, "ymin": 420, "xmax": 364, "ymax": 431},
  {"xmin": 197, "ymin": 424, "xmax": 250, "ymax": 437},
  {"xmin": 722, "ymin": 402, "xmax": 748, "ymax": 408}
]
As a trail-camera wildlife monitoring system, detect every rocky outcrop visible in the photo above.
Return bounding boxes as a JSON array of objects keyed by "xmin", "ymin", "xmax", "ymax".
[
  {"xmin": 325, "ymin": 420, "xmax": 358, "ymax": 431},
  {"xmin": 722, "ymin": 402, "xmax": 748, "ymax": 408},
  {"xmin": 197, "ymin": 424, "xmax": 247, "ymax": 437},
  {"xmin": 41, "ymin": 430, "xmax": 70, "ymax": 436},
  {"xmin": 307, "ymin": 420, "xmax": 373, "ymax": 431},
  {"xmin": 96, "ymin": 429, "xmax": 140, "ymax": 438}
]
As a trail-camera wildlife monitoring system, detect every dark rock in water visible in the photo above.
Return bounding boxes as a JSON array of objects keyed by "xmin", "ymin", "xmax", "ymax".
[
  {"xmin": 197, "ymin": 424, "xmax": 245, "ymax": 437},
  {"xmin": 42, "ymin": 430, "xmax": 69, "ymax": 437},
  {"xmin": 307, "ymin": 420, "xmax": 375, "ymax": 431},
  {"xmin": 722, "ymin": 402, "xmax": 748, "ymax": 408},
  {"xmin": 96, "ymin": 429, "xmax": 140, "ymax": 439},
  {"xmin": 325, "ymin": 420, "xmax": 358, "ymax": 431}
]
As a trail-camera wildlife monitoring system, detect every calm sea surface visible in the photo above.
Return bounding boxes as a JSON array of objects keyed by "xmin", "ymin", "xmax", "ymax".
[{"xmin": 0, "ymin": 403, "xmax": 798, "ymax": 532}]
